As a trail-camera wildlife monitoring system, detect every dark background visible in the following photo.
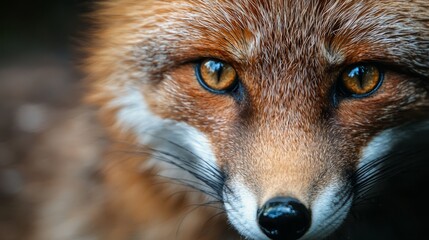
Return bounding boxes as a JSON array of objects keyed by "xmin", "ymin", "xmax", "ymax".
[
  {"xmin": 1, "ymin": 0, "xmax": 87, "ymax": 58},
  {"xmin": 1, "ymin": 1, "xmax": 89, "ymax": 239}
]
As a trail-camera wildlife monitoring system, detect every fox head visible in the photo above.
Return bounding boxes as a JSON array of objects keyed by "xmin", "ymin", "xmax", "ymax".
[{"xmin": 85, "ymin": 0, "xmax": 429, "ymax": 239}]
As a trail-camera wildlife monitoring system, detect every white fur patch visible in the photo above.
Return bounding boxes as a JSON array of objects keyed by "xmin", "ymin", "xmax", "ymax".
[
  {"xmin": 110, "ymin": 85, "xmax": 219, "ymax": 187},
  {"xmin": 223, "ymin": 178, "xmax": 353, "ymax": 240},
  {"xmin": 355, "ymin": 128, "xmax": 395, "ymax": 188},
  {"xmin": 360, "ymin": 120, "xmax": 429, "ymax": 167},
  {"xmin": 359, "ymin": 129, "xmax": 394, "ymax": 171},
  {"xmin": 223, "ymin": 179, "xmax": 269, "ymax": 240},
  {"xmin": 302, "ymin": 181, "xmax": 352, "ymax": 240},
  {"xmin": 356, "ymin": 120, "xmax": 429, "ymax": 197}
]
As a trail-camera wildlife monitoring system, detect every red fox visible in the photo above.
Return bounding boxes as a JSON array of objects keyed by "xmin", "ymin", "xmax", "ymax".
[{"xmin": 31, "ymin": 0, "xmax": 429, "ymax": 240}]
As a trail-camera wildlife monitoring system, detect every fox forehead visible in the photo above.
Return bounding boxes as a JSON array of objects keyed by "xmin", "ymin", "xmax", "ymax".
[
  {"xmin": 122, "ymin": 0, "xmax": 429, "ymax": 129},
  {"xmin": 124, "ymin": 0, "xmax": 429, "ymax": 78}
]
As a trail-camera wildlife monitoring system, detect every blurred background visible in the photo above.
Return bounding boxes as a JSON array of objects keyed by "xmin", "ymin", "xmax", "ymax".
[
  {"xmin": 1, "ymin": 1, "xmax": 428, "ymax": 240},
  {"xmin": 1, "ymin": 1, "xmax": 89, "ymax": 238}
]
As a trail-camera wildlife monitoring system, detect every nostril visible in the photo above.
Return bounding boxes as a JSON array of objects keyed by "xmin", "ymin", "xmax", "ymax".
[{"xmin": 257, "ymin": 197, "xmax": 311, "ymax": 240}]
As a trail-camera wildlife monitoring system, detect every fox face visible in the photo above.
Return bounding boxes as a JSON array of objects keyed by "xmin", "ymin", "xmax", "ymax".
[{"xmin": 85, "ymin": 0, "xmax": 429, "ymax": 239}]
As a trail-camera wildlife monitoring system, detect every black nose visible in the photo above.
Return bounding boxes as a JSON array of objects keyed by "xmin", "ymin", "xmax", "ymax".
[{"xmin": 257, "ymin": 197, "xmax": 311, "ymax": 240}]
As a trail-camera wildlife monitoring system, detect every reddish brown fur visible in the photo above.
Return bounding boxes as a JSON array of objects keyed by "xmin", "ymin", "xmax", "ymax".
[{"xmin": 70, "ymin": 0, "xmax": 429, "ymax": 239}]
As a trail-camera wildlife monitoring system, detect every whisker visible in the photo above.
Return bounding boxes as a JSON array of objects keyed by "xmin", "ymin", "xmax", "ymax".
[
  {"xmin": 112, "ymin": 147, "xmax": 225, "ymax": 198},
  {"xmin": 197, "ymin": 211, "xmax": 227, "ymax": 239},
  {"xmin": 353, "ymin": 148, "xmax": 425, "ymax": 205},
  {"xmin": 175, "ymin": 200, "xmax": 224, "ymax": 239},
  {"xmin": 109, "ymin": 137, "xmax": 231, "ymax": 195}
]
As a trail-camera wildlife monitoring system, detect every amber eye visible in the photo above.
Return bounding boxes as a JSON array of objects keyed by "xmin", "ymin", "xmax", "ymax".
[
  {"xmin": 196, "ymin": 59, "xmax": 238, "ymax": 94},
  {"xmin": 340, "ymin": 65, "xmax": 383, "ymax": 98}
]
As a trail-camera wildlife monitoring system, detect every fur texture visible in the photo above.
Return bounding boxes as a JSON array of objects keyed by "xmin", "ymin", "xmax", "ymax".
[{"xmin": 52, "ymin": 0, "xmax": 429, "ymax": 239}]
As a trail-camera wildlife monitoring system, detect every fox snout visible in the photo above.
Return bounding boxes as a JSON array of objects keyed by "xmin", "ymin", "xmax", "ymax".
[
  {"xmin": 224, "ymin": 175, "xmax": 352, "ymax": 240},
  {"xmin": 220, "ymin": 127, "xmax": 355, "ymax": 240}
]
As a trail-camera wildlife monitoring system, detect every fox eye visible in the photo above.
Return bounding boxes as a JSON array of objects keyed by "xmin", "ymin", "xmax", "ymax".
[
  {"xmin": 196, "ymin": 59, "xmax": 238, "ymax": 94},
  {"xmin": 339, "ymin": 64, "xmax": 383, "ymax": 98}
]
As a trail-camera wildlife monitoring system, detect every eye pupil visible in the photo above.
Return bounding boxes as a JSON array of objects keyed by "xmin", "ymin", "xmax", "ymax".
[
  {"xmin": 196, "ymin": 59, "xmax": 238, "ymax": 93},
  {"xmin": 205, "ymin": 61, "xmax": 224, "ymax": 83}
]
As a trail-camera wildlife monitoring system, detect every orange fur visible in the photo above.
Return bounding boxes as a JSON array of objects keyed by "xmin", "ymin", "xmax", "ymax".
[{"xmin": 47, "ymin": 0, "xmax": 429, "ymax": 239}]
